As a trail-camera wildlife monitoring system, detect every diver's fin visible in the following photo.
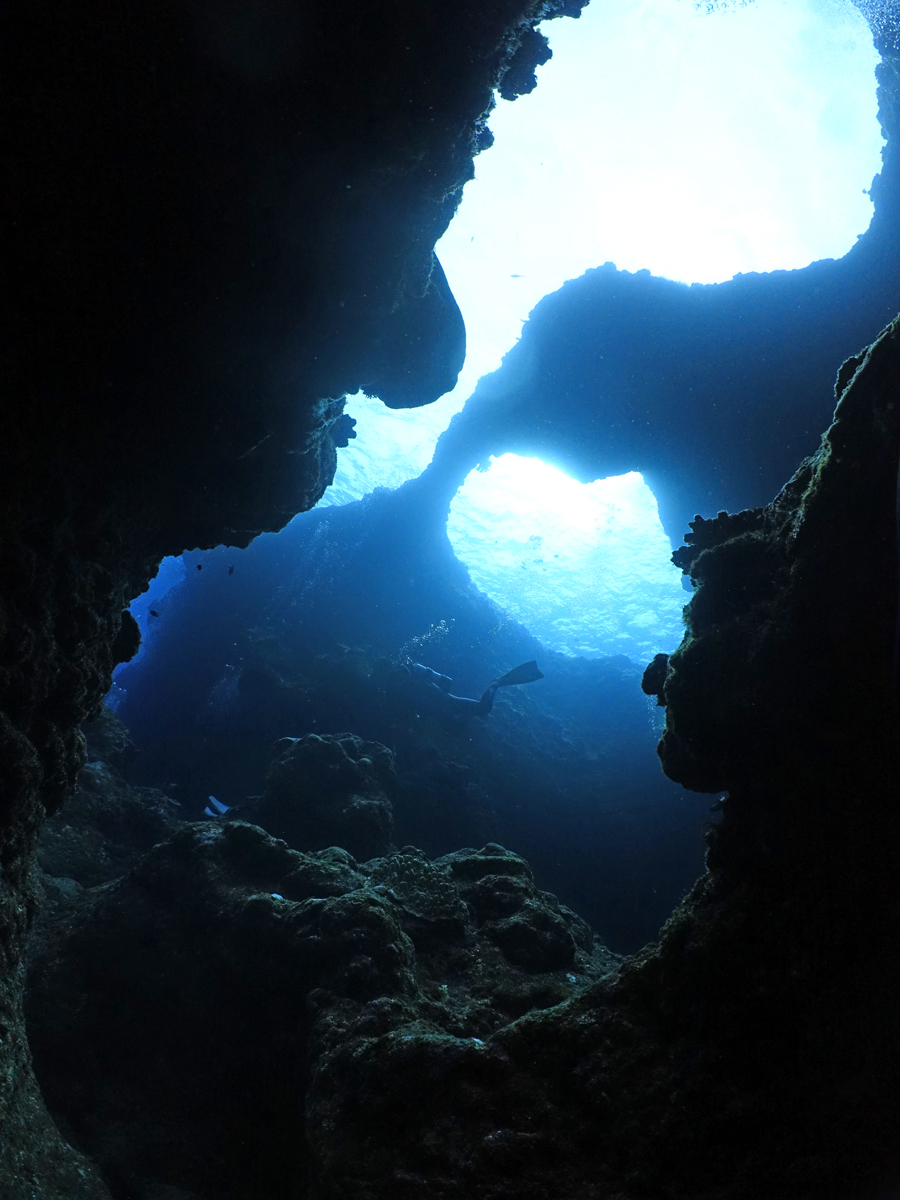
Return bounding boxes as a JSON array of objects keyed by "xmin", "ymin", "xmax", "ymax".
[
  {"xmin": 491, "ymin": 661, "xmax": 544, "ymax": 688},
  {"xmin": 205, "ymin": 795, "xmax": 230, "ymax": 816}
]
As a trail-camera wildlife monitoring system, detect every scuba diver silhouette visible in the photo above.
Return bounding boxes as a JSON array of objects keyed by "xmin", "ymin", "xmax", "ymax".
[{"xmin": 404, "ymin": 660, "xmax": 544, "ymax": 725}]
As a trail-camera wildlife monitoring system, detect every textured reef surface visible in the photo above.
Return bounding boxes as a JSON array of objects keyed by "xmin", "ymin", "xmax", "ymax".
[
  {"xmin": 28, "ymin": 721, "xmax": 618, "ymax": 1200},
  {"xmin": 26, "ymin": 323, "xmax": 900, "ymax": 1197}
]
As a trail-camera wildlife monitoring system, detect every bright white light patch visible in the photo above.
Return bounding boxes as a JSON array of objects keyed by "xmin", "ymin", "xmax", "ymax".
[
  {"xmin": 447, "ymin": 456, "xmax": 686, "ymax": 661},
  {"xmin": 318, "ymin": 391, "xmax": 455, "ymax": 508},
  {"xmin": 324, "ymin": 0, "xmax": 882, "ymax": 506},
  {"xmin": 439, "ymin": 0, "xmax": 882, "ymax": 400}
]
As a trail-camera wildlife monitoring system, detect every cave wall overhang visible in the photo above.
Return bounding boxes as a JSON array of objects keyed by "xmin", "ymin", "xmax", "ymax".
[{"xmin": 0, "ymin": 2, "xmax": 586, "ymax": 1193}]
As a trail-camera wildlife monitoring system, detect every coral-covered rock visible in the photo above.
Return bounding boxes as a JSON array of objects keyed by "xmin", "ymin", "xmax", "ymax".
[
  {"xmin": 81, "ymin": 704, "xmax": 138, "ymax": 773},
  {"xmin": 440, "ymin": 844, "xmax": 592, "ymax": 972},
  {"xmin": 239, "ymin": 732, "xmax": 397, "ymax": 860},
  {"xmin": 26, "ymin": 825, "xmax": 618, "ymax": 1200},
  {"xmin": 37, "ymin": 760, "xmax": 182, "ymax": 889}
]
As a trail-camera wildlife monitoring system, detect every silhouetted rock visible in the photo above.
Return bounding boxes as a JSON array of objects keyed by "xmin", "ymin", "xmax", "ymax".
[
  {"xmin": 238, "ymin": 732, "xmax": 397, "ymax": 861},
  {"xmin": 81, "ymin": 704, "xmax": 137, "ymax": 772},
  {"xmin": 37, "ymin": 761, "xmax": 182, "ymax": 890},
  {"xmin": 26, "ymin": 823, "xmax": 618, "ymax": 1200},
  {"xmin": 3, "ymin": 0, "xmax": 573, "ymax": 1184}
]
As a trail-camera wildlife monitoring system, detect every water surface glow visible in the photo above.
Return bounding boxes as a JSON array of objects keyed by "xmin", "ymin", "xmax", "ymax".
[
  {"xmin": 134, "ymin": 1, "xmax": 883, "ymax": 668},
  {"xmin": 326, "ymin": 0, "xmax": 882, "ymax": 507},
  {"xmin": 439, "ymin": 0, "xmax": 882, "ymax": 399},
  {"xmin": 447, "ymin": 456, "xmax": 686, "ymax": 660}
]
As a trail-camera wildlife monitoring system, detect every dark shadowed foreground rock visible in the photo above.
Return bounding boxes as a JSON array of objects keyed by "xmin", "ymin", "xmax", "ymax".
[
  {"xmin": 37, "ymin": 761, "xmax": 181, "ymax": 892},
  {"xmin": 238, "ymin": 732, "xmax": 398, "ymax": 860},
  {"xmin": 28, "ymin": 321, "xmax": 900, "ymax": 1200},
  {"xmin": 26, "ymin": 823, "xmax": 618, "ymax": 1200},
  {"xmin": 81, "ymin": 705, "xmax": 138, "ymax": 774},
  {"xmin": 2, "ymin": 1, "xmax": 583, "ymax": 1188}
]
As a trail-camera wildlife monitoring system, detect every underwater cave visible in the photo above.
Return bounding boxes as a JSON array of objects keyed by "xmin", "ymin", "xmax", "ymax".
[{"xmin": 5, "ymin": 0, "xmax": 900, "ymax": 1197}]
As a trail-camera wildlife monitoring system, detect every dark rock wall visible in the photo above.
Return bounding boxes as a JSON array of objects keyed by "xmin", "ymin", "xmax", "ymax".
[
  {"xmin": 617, "ymin": 319, "xmax": 900, "ymax": 1197},
  {"xmin": 1, "ymin": 0, "xmax": 582, "ymax": 1193}
]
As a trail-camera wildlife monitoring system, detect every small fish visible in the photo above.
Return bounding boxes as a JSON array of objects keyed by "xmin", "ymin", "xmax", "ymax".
[
  {"xmin": 203, "ymin": 795, "xmax": 231, "ymax": 818},
  {"xmin": 148, "ymin": 609, "xmax": 160, "ymax": 619},
  {"xmin": 228, "ymin": 565, "xmax": 234, "ymax": 575},
  {"xmin": 197, "ymin": 564, "xmax": 203, "ymax": 571}
]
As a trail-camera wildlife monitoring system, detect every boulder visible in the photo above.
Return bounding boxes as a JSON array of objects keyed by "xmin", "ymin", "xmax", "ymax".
[{"xmin": 238, "ymin": 732, "xmax": 397, "ymax": 861}]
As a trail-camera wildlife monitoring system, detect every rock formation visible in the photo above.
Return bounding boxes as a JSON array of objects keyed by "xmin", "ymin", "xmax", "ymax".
[
  {"xmin": 239, "ymin": 731, "xmax": 398, "ymax": 862},
  {"xmin": 27, "ymin": 820, "xmax": 618, "ymax": 1200},
  {"xmin": 1, "ymin": 0, "xmax": 581, "ymax": 1192}
]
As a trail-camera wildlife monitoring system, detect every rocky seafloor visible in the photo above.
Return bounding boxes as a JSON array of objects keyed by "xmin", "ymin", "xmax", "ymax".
[{"xmin": 28, "ymin": 712, "xmax": 622, "ymax": 1200}]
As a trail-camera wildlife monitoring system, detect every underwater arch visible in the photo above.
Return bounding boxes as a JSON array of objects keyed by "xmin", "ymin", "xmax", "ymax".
[
  {"xmin": 313, "ymin": 0, "xmax": 885, "ymax": 666},
  {"xmin": 323, "ymin": 0, "xmax": 883, "ymax": 514}
]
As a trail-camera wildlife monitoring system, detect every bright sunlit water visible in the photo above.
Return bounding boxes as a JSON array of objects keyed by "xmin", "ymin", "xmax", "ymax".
[
  {"xmin": 320, "ymin": 0, "xmax": 882, "ymax": 661},
  {"xmin": 447, "ymin": 457, "xmax": 686, "ymax": 660},
  {"xmin": 439, "ymin": 0, "xmax": 882, "ymax": 399},
  {"xmin": 129, "ymin": 0, "xmax": 883, "ymax": 670},
  {"xmin": 325, "ymin": 0, "xmax": 882, "ymax": 510}
]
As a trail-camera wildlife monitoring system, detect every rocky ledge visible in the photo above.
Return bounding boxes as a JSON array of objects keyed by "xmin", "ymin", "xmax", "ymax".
[{"xmin": 27, "ymin": 813, "xmax": 618, "ymax": 1200}]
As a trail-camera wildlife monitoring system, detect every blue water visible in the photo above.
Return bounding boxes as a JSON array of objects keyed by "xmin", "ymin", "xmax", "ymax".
[
  {"xmin": 106, "ymin": 0, "xmax": 884, "ymax": 945},
  {"xmin": 447, "ymin": 458, "xmax": 685, "ymax": 662}
]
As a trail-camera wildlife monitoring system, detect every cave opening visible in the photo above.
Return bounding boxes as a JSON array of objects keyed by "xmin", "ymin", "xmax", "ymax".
[
  {"xmin": 105, "ymin": 0, "xmax": 887, "ymax": 949},
  {"xmin": 116, "ymin": 0, "xmax": 884, "ymax": 664},
  {"xmin": 446, "ymin": 455, "xmax": 684, "ymax": 661},
  {"xmin": 320, "ymin": 0, "xmax": 882, "ymax": 645}
]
